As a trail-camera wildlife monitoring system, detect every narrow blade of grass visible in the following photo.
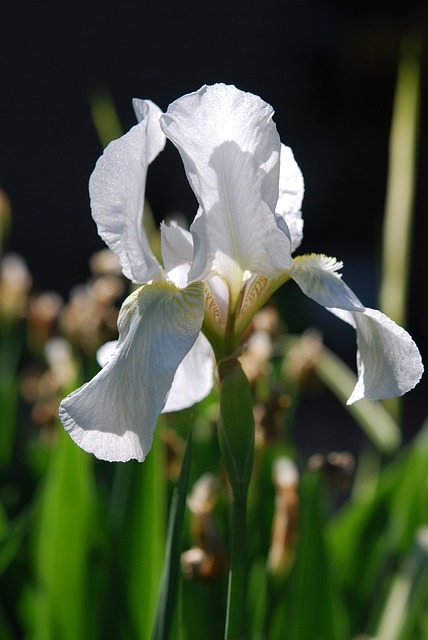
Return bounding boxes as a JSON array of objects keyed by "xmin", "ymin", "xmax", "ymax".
[
  {"xmin": 375, "ymin": 527, "xmax": 428, "ymax": 640},
  {"xmin": 379, "ymin": 38, "xmax": 420, "ymax": 329},
  {"xmin": 116, "ymin": 426, "xmax": 167, "ymax": 639},
  {"xmin": 152, "ymin": 429, "xmax": 192, "ymax": 640},
  {"xmin": 285, "ymin": 472, "xmax": 350, "ymax": 640}
]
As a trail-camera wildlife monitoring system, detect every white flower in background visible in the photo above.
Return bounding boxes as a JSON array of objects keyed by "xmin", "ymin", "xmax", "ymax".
[{"xmin": 59, "ymin": 83, "xmax": 423, "ymax": 462}]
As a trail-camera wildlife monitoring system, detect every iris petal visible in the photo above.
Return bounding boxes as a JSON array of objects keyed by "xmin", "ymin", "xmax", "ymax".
[
  {"xmin": 160, "ymin": 220, "xmax": 194, "ymax": 272},
  {"xmin": 290, "ymin": 254, "xmax": 364, "ymax": 311},
  {"xmin": 290, "ymin": 253, "xmax": 423, "ymax": 402},
  {"xmin": 276, "ymin": 144, "xmax": 305, "ymax": 253},
  {"xmin": 162, "ymin": 332, "xmax": 215, "ymax": 413},
  {"xmin": 89, "ymin": 100, "xmax": 166, "ymax": 284},
  {"xmin": 160, "ymin": 84, "xmax": 292, "ymax": 292},
  {"xmin": 330, "ymin": 307, "xmax": 423, "ymax": 404},
  {"xmin": 59, "ymin": 282, "xmax": 205, "ymax": 462}
]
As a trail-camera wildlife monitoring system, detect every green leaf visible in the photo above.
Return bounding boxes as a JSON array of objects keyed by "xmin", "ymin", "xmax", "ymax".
[
  {"xmin": 33, "ymin": 426, "xmax": 96, "ymax": 640},
  {"xmin": 285, "ymin": 471, "xmax": 350, "ymax": 640},
  {"xmin": 0, "ymin": 504, "xmax": 31, "ymax": 575},
  {"xmin": 0, "ymin": 322, "xmax": 24, "ymax": 467},
  {"xmin": 375, "ymin": 527, "xmax": 428, "ymax": 640},
  {"xmin": 115, "ymin": 426, "xmax": 167, "ymax": 639},
  {"xmin": 327, "ymin": 420, "xmax": 428, "ymax": 633}
]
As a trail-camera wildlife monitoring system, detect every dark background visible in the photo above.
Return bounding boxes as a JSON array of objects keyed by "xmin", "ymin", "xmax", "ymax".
[{"xmin": 1, "ymin": 1, "xmax": 427, "ymax": 441}]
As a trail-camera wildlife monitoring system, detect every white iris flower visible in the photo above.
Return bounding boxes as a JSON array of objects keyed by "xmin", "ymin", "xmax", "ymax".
[{"xmin": 59, "ymin": 84, "xmax": 423, "ymax": 462}]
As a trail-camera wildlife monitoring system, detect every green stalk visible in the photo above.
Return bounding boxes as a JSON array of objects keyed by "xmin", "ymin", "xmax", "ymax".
[{"xmin": 217, "ymin": 359, "xmax": 255, "ymax": 640}]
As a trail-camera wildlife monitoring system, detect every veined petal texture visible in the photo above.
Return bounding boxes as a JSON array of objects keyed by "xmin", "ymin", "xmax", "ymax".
[
  {"xmin": 290, "ymin": 254, "xmax": 423, "ymax": 402},
  {"xmin": 89, "ymin": 100, "xmax": 166, "ymax": 284},
  {"xmin": 59, "ymin": 282, "xmax": 205, "ymax": 462},
  {"xmin": 160, "ymin": 84, "xmax": 292, "ymax": 290},
  {"xmin": 331, "ymin": 307, "xmax": 423, "ymax": 404}
]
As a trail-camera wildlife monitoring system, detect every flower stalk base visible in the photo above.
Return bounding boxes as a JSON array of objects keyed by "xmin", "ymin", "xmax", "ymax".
[{"xmin": 217, "ymin": 358, "xmax": 255, "ymax": 639}]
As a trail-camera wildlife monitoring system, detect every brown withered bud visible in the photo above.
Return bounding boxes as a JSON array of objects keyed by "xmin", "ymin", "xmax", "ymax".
[
  {"xmin": 27, "ymin": 291, "xmax": 63, "ymax": 351},
  {"xmin": 283, "ymin": 329, "xmax": 323, "ymax": 385},
  {"xmin": 0, "ymin": 189, "xmax": 11, "ymax": 249},
  {"xmin": 251, "ymin": 306, "xmax": 281, "ymax": 335},
  {"xmin": 181, "ymin": 547, "xmax": 226, "ymax": 581},
  {"xmin": 240, "ymin": 330, "xmax": 273, "ymax": 383},
  {"xmin": 0, "ymin": 253, "xmax": 32, "ymax": 320},
  {"xmin": 89, "ymin": 248, "xmax": 122, "ymax": 277},
  {"xmin": 160, "ymin": 427, "xmax": 185, "ymax": 480},
  {"xmin": 267, "ymin": 457, "xmax": 299, "ymax": 577},
  {"xmin": 59, "ymin": 276, "xmax": 122, "ymax": 354},
  {"xmin": 181, "ymin": 474, "xmax": 227, "ymax": 580},
  {"xmin": 28, "ymin": 337, "xmax": 77, "ymax": 437},
  {"xmin": 254, "ymin": 392, "xmax": 291, "ymax": 446},
  {"xmin": 308, "ymin": 451, "xmax": 355, "ymax": 491}
]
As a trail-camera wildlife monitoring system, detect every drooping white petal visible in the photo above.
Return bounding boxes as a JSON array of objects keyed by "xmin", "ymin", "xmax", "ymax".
[
  {"xmin": 160, "ymin": 84, "xmax": 292, "ymax": 293},
  {"xmin": 59, "ymin": 282, "xmax": 205, "ymax": 462},
  {"xmin": 289, "ymin": 253, "xmax": 424, "ymax": 402},
  {"xmin": 89, "ymin": 100, "xmax": 166, "ymax": 284},
  {"xmin": 275, "ymin": 144, "xmax": 305, "ymax": 252},
  {"xmin": 330, "ymin": 307, "xmax": 424, "ymax": 404},
  {"xmin": 290, "ymin": 254, "xmax": 365, "ymax": 311},
  {"xmin": 162, "ymin": 332, "xmax": 214, "ymax": 413}
]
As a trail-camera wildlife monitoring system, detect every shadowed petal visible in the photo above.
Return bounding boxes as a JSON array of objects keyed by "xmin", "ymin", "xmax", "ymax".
[
  {"xmin": 89, "ymin": 100, "xmax": 166, "ymax": 284},
  {"xmin": 59, "ymin": 282, "xmax": 205, "ymax": 462},
  {"xmin": 160, "ymin": 84, "xmax": 292, "ymax": 293},
  {"xmin": 160, "ymin": 220, "xmax": 194, "ymax": 272},
  {"xmin": 162, "ymin": 332, "xmax": 215, "ymax": 413},
  {"xmin": 276, "ymin": 144, "xmax": 305, "ymax": 252}
]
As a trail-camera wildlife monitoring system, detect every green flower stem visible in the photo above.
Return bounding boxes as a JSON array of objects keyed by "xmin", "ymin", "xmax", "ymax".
[
  {"xmin": 217, "ymin": 358, "xmax": 255, "ymax": 640},
  {"xmin": 225, "ymin": 490, "xmax": 248, "ymax": 640}
]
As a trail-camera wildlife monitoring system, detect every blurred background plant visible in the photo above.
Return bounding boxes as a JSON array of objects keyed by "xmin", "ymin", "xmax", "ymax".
[{"xmin": 0, "ymin": 39, "xmax": 426, "ymax": 640}]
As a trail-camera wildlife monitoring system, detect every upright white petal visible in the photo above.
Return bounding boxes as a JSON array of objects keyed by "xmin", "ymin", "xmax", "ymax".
[
  {"xmin": 160, "ymin": 220, "xmax": 194, "ymax": 272},
  {"xmin": 162, "ymin": 332, "xmax": 215, "ymax": 413},
  {"xmin": 289, "ymin": 253, "xmax": 423, "ymax": 402},
  {"xmin": 59, "ymin": 282, "xmax": 205, "ymax": 462},
  {"xmin": 276, "ymin": 144, "xmax": 305, "ymax": 252},
  {"xmin": 89, "ymin": 100, "xmax": 166, "ymax": 284},
  {"xmin": 160, "ymin": 84, "xmax": 292, "ymax": 294}
]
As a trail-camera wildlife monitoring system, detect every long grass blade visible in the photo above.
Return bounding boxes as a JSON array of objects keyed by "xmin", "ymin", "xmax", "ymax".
[
  {"xmin": 152, "ymin": 429, "xmax": 192, "ymax": 640},
  {"xmin": 375, "ymin": 527, "xmax": 428, "ymax": 640},
  {"xmin": 379, "ymin": 38, "xmax": 420, "ymax": 328}
]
